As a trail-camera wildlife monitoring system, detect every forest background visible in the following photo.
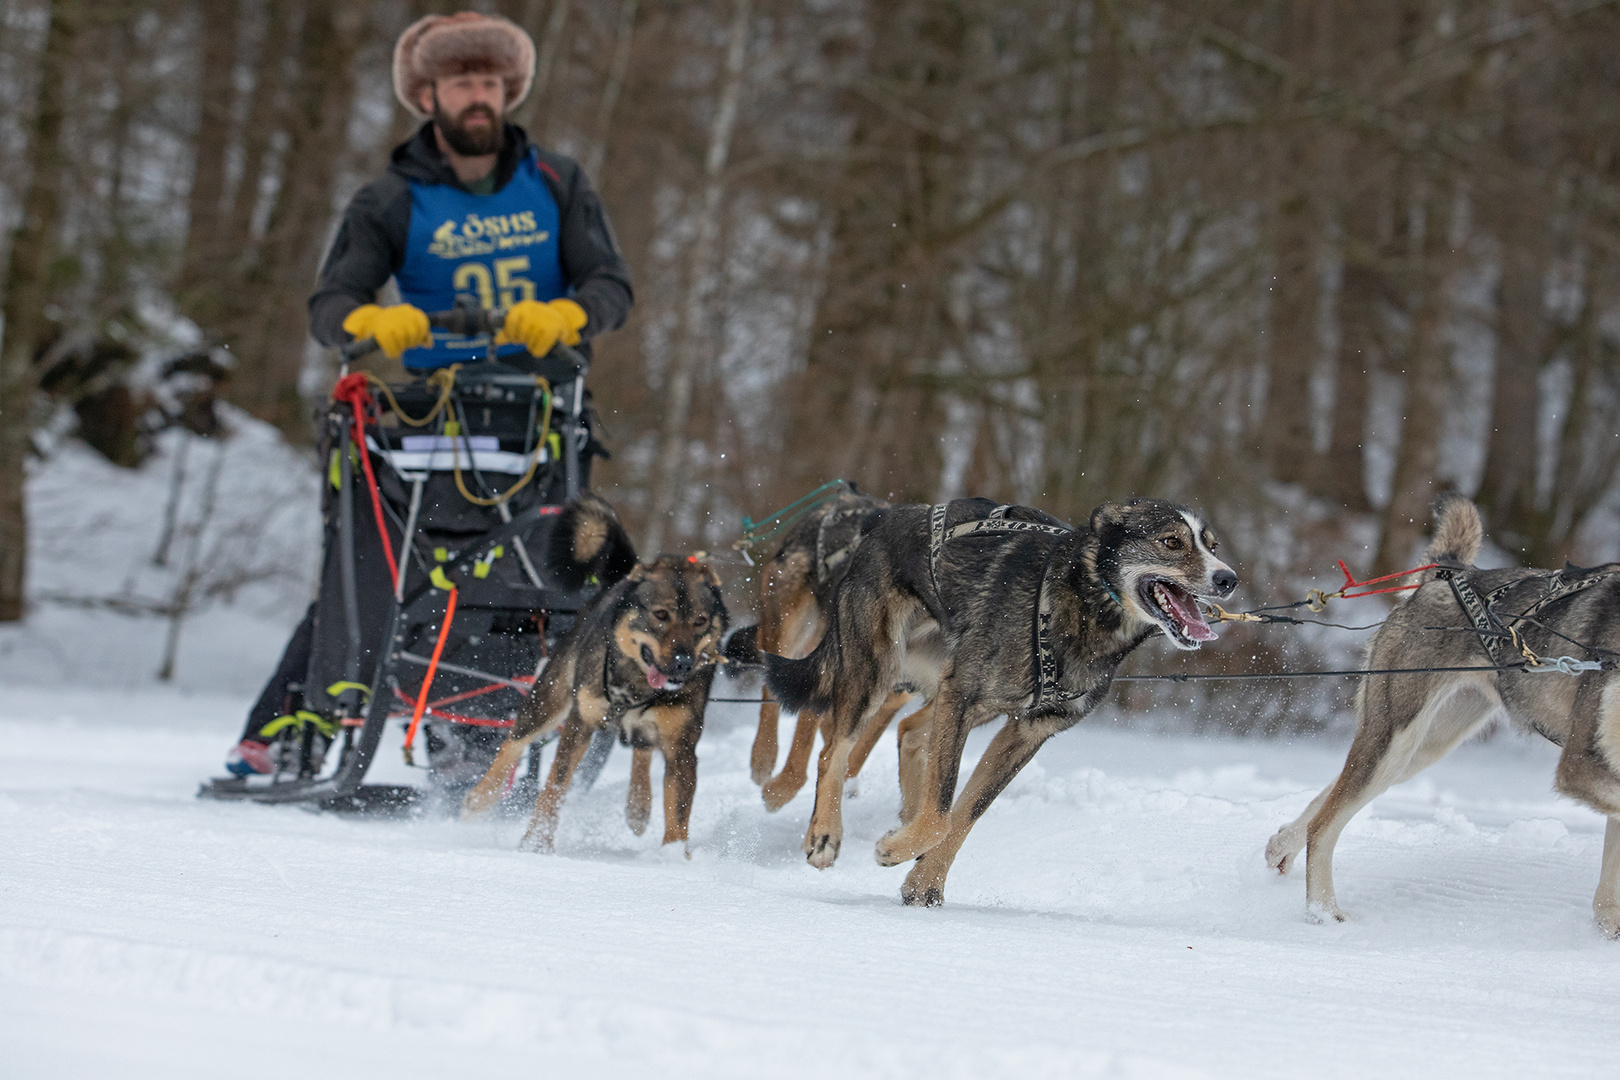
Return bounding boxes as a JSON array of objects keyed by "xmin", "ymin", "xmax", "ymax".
[{"xmin": 4, "ymin": 0, "xmax": 1620, "ymax": 730}]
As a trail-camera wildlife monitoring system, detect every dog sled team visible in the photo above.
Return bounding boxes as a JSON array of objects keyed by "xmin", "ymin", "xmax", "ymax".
[
  {"xmin": 451, "ymin": 484, "xmax": 1619, "ymax": 937},
  {"xmin": 203, "ymin": 10, "xmax": 1620, "ymax": 940}
]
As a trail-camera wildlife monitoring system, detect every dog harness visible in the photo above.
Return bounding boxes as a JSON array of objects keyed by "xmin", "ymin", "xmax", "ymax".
[
  {"xmin": 927, "ymin": 501, "xmax": 1078, "ymax": 711},
  {"xmin": 814, "ymin": 498, "xmax": 873, "ymax": 587},
  {"xmin": 1434, "ymin": 562, "xmax": 1620, "ymax": 744},
  {"xmin": 1437, "ymin": 562, "xmax": 1620, "ymax": 671}
]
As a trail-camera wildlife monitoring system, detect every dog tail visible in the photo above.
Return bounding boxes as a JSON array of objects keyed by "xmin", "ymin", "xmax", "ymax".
[
  {"xmin": 546, "ymin": 491, "xmax": 638, "ymax": 591},
  {"xmin": 1423, "ymin": 492, "xmax": 1483, "ymax": 576},
  {"xmin": 763, "ymin": 650, "xmax": 827, "ymax": 714},
  {"xmin": 764, "ymin": 622, "xmax": 840, "ymax": 714},
  {"xmin": 722, "ymin": 623, "xmax": 760, "ymax": 665}
]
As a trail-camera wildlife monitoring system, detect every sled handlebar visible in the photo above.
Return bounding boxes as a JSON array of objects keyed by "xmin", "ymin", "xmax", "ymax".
[{"xmin": 340, "ymin": 301, "xmax": 586, "ymax": 375}]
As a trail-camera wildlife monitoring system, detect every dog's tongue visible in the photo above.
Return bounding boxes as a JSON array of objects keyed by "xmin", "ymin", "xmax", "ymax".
[
  {"xmin": 1164, "ymin": 586, "xmax": 1217, "ymax": 642},
  {"xmin": 646, "ymin": 666, "xmax": 668, "ymax": 690}
]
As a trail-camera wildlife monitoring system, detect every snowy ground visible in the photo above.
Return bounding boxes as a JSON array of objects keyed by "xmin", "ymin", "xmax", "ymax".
[
  {"xmin": 3, "ymin": 679, "xmax": 1615, "ymax": 1080},
  {"xmin": 5, "ymin": 430, "xmax": 1616, "ymax": 1077}
]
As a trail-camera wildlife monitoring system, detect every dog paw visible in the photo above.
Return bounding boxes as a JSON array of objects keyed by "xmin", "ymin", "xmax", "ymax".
[
  {"xmin": 844, "ymin": 777, "xmax": 861, "ymax": 799},
  {"xmin": 1305, "ymin": 900, "xmax": 1347, "ymax": 925},
  {"xmin": 1264, "ymin": 832, "xmax": 1298, "ymax": 875},
  {"xmin": 761, "ymin": 774, "xmax": 803, "ymax": 813},
  {"xmin": 626, "ymin": 808, "xmax": 649, "ymax": 836},
  {"xmin": 517, "ymin": 830, "xmax": 556, "ymax": 854},
  {"xmin": 804, "ymin": 832, "xmax": 841, "ymax": 869},
  {"xmin": 1594, "ymin": 902, "xmax": 1620, "ymax": 939},
  {"xmin": 874, "ymin": 817, "xmax": 947, "ymax": 866},
  {"xmin": 900, "ymin": 865, "xmax": 944, "ymax": 907},
  {"xmin": 873, "ymin": 830, "xmax": 913, "ymax": 867}
]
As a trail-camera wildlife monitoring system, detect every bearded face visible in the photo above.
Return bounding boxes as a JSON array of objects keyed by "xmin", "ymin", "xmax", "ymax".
[{"xmin": 432, "ymin": 92, "xmax": 503, "ymax": 156}]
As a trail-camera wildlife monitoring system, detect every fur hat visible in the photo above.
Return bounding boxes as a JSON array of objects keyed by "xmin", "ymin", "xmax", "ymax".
[{"xmin": 393, "ymin": 12, "xmax": 535, "ymax": 120}]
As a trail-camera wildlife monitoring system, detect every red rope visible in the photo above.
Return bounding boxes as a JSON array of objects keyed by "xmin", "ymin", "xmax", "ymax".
[
  {"xmin": 390, "ymin": 675, "xmax": 534, "ymax": 713},
  {"xmin": 1335, "ymin": 559, "xmax": 1438, "ymax": 599},
  {"xmin": 391, "ymin": 687, "xmax": 516, "ymax": 728},
  {"xmin": 330, "ymin": 374, "xmax": 399, "ymax": 586}
]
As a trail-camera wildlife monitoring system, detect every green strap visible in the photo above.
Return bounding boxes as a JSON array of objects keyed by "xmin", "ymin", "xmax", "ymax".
[
  {"xmin": 739, "ymin": 480, "xmax": 849, "ymax": 546},
  {"xmin": 473, "ymin": 545, "xmax": 505, "ymax": 579},
  {"xmin": 326, "ymin": 680, "xmax": 371, "ymax": 700},
  {"xmin": 261, "ymin": 710, "xmax": 337, "ymax": 739}
]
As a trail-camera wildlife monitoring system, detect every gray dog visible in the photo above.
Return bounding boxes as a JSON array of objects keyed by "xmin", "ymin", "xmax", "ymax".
[{"xmin": 1267, "ymin": 494, "xmax": 1620, "ymax": 936}]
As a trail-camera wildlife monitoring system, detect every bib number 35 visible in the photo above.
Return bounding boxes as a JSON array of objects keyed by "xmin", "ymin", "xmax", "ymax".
[{"xmin": 452, "ymin": 256, "xmax": 537, "ymax": 310}]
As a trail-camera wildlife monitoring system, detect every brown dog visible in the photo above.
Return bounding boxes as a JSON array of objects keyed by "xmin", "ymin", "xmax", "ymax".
[
  {"xmin": 462, "ymin": 555, "xmax": 729, "ymax": 852},
  {"xmin": 735, "ymin": 483, "xmax": 922, "ymax": 811}
]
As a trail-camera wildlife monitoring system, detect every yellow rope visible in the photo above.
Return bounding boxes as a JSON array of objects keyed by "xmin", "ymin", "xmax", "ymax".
[
  {"xmin": 1506, "ymin": 623, "xmax": 1546, "ymax": 668},
  {"xmin": 450, "ymin": 377, "xmax": 553, "ymax": 508},
  {"xmin": 361, "ymin": 366, "xmax": 553, "ymax": 508},
  {"xmin": 1203, "ymin": 602, "xmax": 1264, "ymax": 624},
  {"xmin": 364, "ymin": 366, "xmax": 460, "ymax": 428}
]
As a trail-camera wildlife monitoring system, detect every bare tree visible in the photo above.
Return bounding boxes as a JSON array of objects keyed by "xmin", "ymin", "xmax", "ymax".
[
  {"xmin": 643, "ymin": 0, "xmax": 752, "ymax": 554},
  {"xmin": 1, "ymin": 0, "xmax": 80, "ymax": 622}
]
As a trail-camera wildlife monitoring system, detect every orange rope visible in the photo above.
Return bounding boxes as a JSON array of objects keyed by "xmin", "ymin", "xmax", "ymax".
[{"xmin": 403, "ymin": 587, "xmax": 457, "ymax": 765}]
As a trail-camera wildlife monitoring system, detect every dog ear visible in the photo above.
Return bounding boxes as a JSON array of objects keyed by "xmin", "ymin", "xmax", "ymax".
[
  {"xmin": 1089, "ymin": 502, "xmax": 1128, "ymax": 533},
  {"xmin": 627, "ymin": 563, "xmax": 649, "ymax": 583}
]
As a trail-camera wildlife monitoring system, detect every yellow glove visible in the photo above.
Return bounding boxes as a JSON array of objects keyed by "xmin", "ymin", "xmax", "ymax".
[
  {"xmin": 497, "ymin": 298, "xmax": 587, "ymax": 357},
  {"xmin": 342, "ymin": 303, "xmax": 431, "ymax": 360}
]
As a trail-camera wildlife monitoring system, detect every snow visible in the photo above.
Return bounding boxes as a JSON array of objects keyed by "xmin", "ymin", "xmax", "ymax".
[
  {"xmin": 5, "ymin": 427, "xmax": 1618, "ymax": 1078},
  {"xmin": 0, "ymin": 414, "xmax": 319, "ymax": 695},
  {"xmin": 2, "ymin": 679, "xmax": 1616, "ymax": 1080}
]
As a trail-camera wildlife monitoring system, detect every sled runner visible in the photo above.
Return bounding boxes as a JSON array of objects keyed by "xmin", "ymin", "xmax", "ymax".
[{"xmin": 200, "ymin": 301, "xmax": 619, "ymax": 810}]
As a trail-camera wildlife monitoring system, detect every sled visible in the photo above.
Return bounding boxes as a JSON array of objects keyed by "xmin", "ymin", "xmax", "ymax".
[{"xmin": 199, "ymin": 301, "xmax": 617, "ymax": 810}]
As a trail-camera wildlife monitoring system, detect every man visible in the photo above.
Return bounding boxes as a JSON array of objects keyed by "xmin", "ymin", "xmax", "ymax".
[{"xmin": 226, "ymin": 11, "xmax": 632, "ymax": 776}]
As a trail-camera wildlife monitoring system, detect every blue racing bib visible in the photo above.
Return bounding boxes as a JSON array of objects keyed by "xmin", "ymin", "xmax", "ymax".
[{"xmin": 394, "ymin": 151, "xmax": 568, "ymax": 370}]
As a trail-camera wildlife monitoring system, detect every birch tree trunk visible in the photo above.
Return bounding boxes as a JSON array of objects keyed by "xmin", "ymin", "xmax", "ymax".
[{"xmin": 642, "ymin": 0, "xmax": 752, "ymax": 554}]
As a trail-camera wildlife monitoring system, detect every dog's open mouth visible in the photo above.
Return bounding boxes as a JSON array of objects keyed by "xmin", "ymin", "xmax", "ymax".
[
  {"xmin": 1138, "ymin": 577, "xmax": 1217, "ymax": 647},
  {"xmin": 640, "ymin": 645, "xmax": 684, "ymax": 692},
  {"xmin": 645, "ymin": 666, "xmax": 683, "ymax": 692}
]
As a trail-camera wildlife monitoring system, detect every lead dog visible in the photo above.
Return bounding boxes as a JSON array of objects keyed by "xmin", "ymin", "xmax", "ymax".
[
  {"xmin": 463, "ymin": 554, "xmax": 729, "ymax": 852},
  {"xmin": 767, "ymin": 497, "xmax": 1235, "ymax": 905},
  {"xmin": 1266, "ymin": 495, "xmax": 1620, "ymax": 935},
  {"xmin": 731, "ymin": 482, "xmax": 926, "ymax": 810}
]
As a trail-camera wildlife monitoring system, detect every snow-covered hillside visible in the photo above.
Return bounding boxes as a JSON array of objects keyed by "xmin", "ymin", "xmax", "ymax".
[
  {"xmin": 2, "ymin": 681, "xmax": 1615, "ymax": 1080},
  {"xmin": 0, "ymin": 414, "xmax": 319, "ymax": 693}
]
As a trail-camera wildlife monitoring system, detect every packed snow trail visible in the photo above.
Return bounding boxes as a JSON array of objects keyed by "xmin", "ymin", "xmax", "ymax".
[{"xmin": 1, "ymin": 683, "xmax": 1615, "ymax": 1080}]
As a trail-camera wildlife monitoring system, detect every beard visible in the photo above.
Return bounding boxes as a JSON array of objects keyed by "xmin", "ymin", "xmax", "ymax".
[{"xmin": 433, "ymin": 99, "xmax": 503, "ymax": 156}]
